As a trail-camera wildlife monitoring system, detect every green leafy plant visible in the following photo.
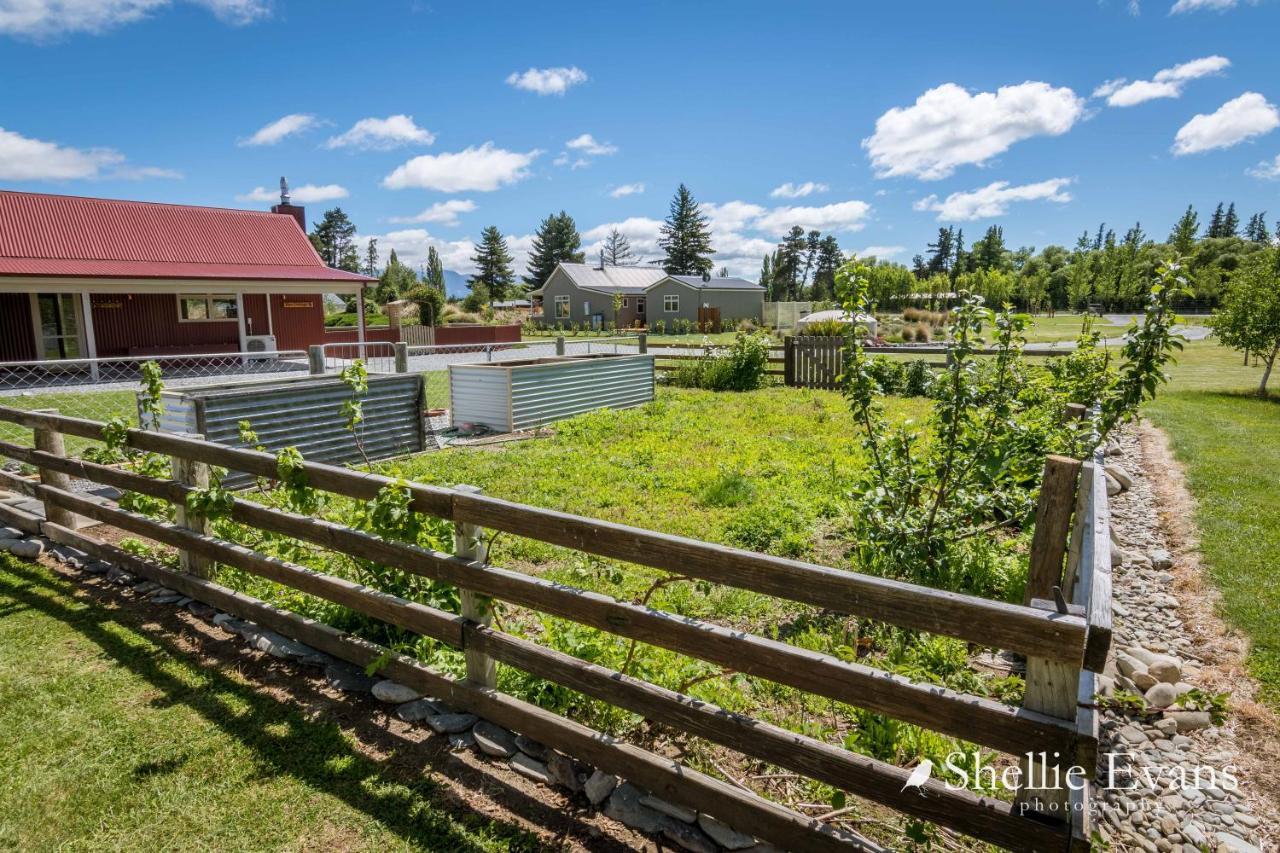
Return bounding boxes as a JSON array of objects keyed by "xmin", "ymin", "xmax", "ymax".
[
  {"xmin": 669, "ymin": 332, "xmax": 772, "ymax": 392},
  {"xmin": 338, "ymin": 360, "xmax": 371, "ymax": 468}
]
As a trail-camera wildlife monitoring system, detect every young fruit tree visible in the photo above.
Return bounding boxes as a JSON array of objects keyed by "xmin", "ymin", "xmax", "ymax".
[{"xmin": 1210, "ymin": 247, "xmax": 1280, "ymax": 396}]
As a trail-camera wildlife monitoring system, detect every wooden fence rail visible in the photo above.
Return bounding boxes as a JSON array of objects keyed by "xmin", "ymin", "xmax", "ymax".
[
  {"xmin": 784, "ymin": 338, "xmax": 1066, "ymax": 390},
  {"xmin": 0, "ymin": 404, "xmax": 1111, "ymax": 852}
]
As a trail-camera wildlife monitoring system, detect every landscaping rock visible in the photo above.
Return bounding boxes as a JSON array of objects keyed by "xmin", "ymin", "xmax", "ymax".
[
  {"xmin": 0, "ymin": 526, "xmax": 24, "ymax": 538},
  {"xmin": 371, "ymin": 680, "xmax": 421, "ymax": 704},
  {"xmin": 604, "ymin": 783, "xmax": 668, "ymax": 834},
  {"xmin": 1105, "ymin": 464, "xmax": 1134, "ymax": 491},
  {"xmin": 395, "ymin": 698, "xmax": 446, "ymax": 722},
  {"xmin": 1147, "ymin": 655, "xmax": 1182, "ymax": 684},
  {"xmin": 515, "ymin": 735, "xmax": 548, "ymax": 761},
  {"xmin": 1145, "ymin": 682, "xmax": 1178, "ymax": 708},
  {"xmin": 1167, "ymin": 710, "xmax": 1213, "ymax": 732},
  {"xmin": 1105, "ymin": 473, "xmax": 1123, "ymax": 497},
  {"xmin": 662, "ymin": 820, "xmax": 717, "ymax": 853},
  {"xmin": 1116, "ymin": 651, "xmax": 1146, "ymax": 679},
  {"xmin": 698, "ymin": 813, "xmax": 757, "ymax": 850},
  {"xmin": 152, "ymin": 592, "xmax": 186, "ymax": 605},
  {"xmin": 426, "ymin": 713, "xmax": 477, "ymax": 734},
  {"xmin": 547, "ymin": 752, "xmax": 583, "ymax": 792},
  {"xmin": 448, "ymin": 730, "xmax": 476, "ymax": 751},
  {"xmin": 253, "ymin": 631, "xmax": 312, "ymax": 659},
  {"xmin": 1214, "ymin": 833, "xmax": 1262, "ymax": 853},
  {"xmin": 584, "ymin": 769, "xmax": 618, "ymax": 805},
  {"xmin": 1132, "ymin": 670, "xmax": 1158, "ymax": 691},
  {"xmin": 82, "ymin": 560, "xmax": 112, "ymax": 575},
  {"xmin": 0, "ymin": 538, "xmax": 18, "ymax": 552},
  {"xmin": 509, "ymin": 752, "xmax": 553, "ymax": 785},
  {"xmin": 324, "ymin": 663, "xmax": 376, "ymax": 693},
  {"xmin": 1149, "ymin": 548, "xmax": 1173, "ymax": 570},
  {"xmin": 186, "ymin": 601, "xmax": 217, "ymax": 618},
  {"xmin": 473, "ymin": 721, "xmax": 518, "ymax": 758},
  {"xmin": 641, "ymin": 794, "xmax": 696, "ymax": 824},
  {"xmin": 8, "ymin": 539, "xmax": 43, "ymax": 559}
]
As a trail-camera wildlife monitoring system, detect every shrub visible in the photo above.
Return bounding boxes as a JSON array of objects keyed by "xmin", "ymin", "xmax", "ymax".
[
  {"xmin": 406, "ymin": 285, "xmax": 444, "ymax": 327},
  {"xmin": 803, "ymin": 318, "xmax": 851, "ymax": 337},
  {"xmin": 902, "ymin": 307, "xmax": 923, "ymax": 322},
  {"xmin": 865, "ymin": 356, "xmax": 905, "ymax": 394},
  {"xmin": 902, "ymin": 360, "xmax": 935, "ymax": 397},
  {"xmin": 912, "ymin": 322, "xmax": 932, "ymax": 343},
  {"xmin": 668, "ymin": 332, "xmax": 772, "ymax": 392},
  {"xmin": 736, "ymin": 318, "xmax": 758, "ymax": 333}
]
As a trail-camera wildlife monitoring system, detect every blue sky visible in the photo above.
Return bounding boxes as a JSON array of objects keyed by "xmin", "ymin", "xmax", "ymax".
[{"xmin": 1, "ymin": 0, "xmax": 1278, "ymax": 280}]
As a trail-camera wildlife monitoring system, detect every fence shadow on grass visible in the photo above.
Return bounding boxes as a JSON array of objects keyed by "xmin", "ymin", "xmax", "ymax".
[{"xmin": 0, "ymin": 558, "xmax": 637, "ymax": 853}]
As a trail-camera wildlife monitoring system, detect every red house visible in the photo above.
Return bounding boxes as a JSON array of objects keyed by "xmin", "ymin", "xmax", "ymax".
[{"xmin": 0, "ymin": 186, "xmax": 378, "ymax": 364}]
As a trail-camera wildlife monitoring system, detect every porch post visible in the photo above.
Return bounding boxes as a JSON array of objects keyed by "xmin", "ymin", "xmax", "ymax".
[
  {"xmin": 80, "ymin": 292, "xmax": 99, "ymax": 380},
  {"xmin": 234, "ymin": 292, "xmax": 248, "ymax": 364},
  {"xmin": 356, "ymin": 286, "xmax": 367, "ymax": 360}
]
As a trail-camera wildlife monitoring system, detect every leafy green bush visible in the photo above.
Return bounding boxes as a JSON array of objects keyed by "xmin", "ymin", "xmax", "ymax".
[
  {"xmin": 865, "ymin": 356, "xmax": 905, "ymax": 394},
  {"xmin": 902, "ymin": 360, "xmax": 934, "ymax": 397},
  {"xmin": 324, "ymin": 311, "xmax": 390, "ymax": 328},
  {"xmin": 669, "ymin": 332, "xmax": 772, "ymax": 391},
  {"xmin": 802, "ymin": 318, "xmax": 851, "ymax": 337}
]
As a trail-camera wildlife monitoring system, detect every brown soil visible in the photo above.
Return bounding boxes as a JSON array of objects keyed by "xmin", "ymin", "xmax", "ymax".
[
  {"xmin": 34, "ymin": 552, "xmax": 653, "ymax": 853},
  {"xmin": 1138, "ymin": 421, "xmax": 1280, "ymax": 843}
]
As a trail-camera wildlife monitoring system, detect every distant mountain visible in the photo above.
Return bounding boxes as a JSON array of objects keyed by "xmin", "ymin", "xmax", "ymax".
[{"xmin": 443, "ymin": 269, "xmax": 470, "ymax": 299}]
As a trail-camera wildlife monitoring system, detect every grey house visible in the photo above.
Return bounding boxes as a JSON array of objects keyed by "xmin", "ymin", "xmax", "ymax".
[{"xmin": 531, "ymin": 262, "xmax": 764, "ymax": 329}]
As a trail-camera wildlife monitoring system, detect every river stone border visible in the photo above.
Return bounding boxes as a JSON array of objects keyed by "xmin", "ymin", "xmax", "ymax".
[{"xmin": 7, "ymin": 530, "xmax": 782, "ymax": 853}]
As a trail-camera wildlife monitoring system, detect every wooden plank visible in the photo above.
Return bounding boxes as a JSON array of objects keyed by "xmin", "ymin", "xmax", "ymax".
[
  {"xmin": 0, "ymin": 423, "xmax": 1092, "ymax": 666},
  {"xmin": 1078, "ymin": 459, "xmax": 1113, "ymax": 674},
  {"xmin": 31, "ymin": 475, "xmax": 1080, "ymax": 764},
  {"xmin": 451, "ymin": 491, "xmax": 1089, "ymax": 665},
  {"xmin": 466, "ymin": 624, "xmax": 1071, "ymax": 851},
  {"xmin": 34, "ymin": 524, "xmax": 881, "ymax": 853},
  {"xmin": 0, "ymin": 499, "xmax": 42, "ymax": 535},
  {"xmin": 1015, "ymin": 598, "xmax": 1081, "ymax": 820},
  {"xmin": 1024, "ymin": 455, "xmax": 1082, "ymax": 606},
  {"xmin": 31, "ymin": 409, "xmax": 76, "ymax": 529}
]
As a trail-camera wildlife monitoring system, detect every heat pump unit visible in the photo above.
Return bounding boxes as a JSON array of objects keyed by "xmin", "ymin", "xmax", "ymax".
[{"xmin": 244, "ymin": 334, "xmax": 277, "ymax": 355}]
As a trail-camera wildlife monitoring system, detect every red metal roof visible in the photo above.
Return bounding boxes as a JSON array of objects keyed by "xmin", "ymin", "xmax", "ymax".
[{"xmin": 0, "ymin": 190, "xmax": 374, "ymax": 283}]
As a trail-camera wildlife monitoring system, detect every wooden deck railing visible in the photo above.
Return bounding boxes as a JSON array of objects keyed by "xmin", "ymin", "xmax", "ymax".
[{"xmin": 0, "ymin": 405, "xmax": 1111, "ymax": 852}]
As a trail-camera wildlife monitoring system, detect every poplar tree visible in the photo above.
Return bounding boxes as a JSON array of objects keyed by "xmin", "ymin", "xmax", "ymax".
[
  {"xmin": 659, "ymin": 184, "xmax": 714, "ymax": 276},
  {"xmin": 425, "ymin": 246, "xmax": 446, "ymax": 292},
  {"xmin": 1169, "ymin": 205, "xmax": 1199, "ymax": 255},
  {"xmin": 523, "ymin": 211, "xmax": 584, "ymax": 286}
]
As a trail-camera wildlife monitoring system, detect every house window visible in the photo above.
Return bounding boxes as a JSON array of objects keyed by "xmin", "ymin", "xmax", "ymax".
[
  {"xmin": 179, "ymin": 295, "xmax": 238, "ymax": 321},
  {"xmin": 554, "ymin": 295, "xmax": 570, "ymax": 319},
  {"xmin": 637, "ymin": 297, "xmax": 646, "ymax": 314},
  {"xmin": 622, "ymin": 297, "xmax": 630, "ymax": 308},
  {"xmin": 663, "ymin": 294, "xmax": 680, "ymax": 313}
]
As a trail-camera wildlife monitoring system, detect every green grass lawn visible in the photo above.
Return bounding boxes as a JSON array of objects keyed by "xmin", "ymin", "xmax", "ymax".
[
  {"xmin": 1142, "ymin": 340, "xmax": 1280, "ymax": 707},
  {"xmin": 0, "ymin": 553, "xmax": 547, "ymax": 852}
]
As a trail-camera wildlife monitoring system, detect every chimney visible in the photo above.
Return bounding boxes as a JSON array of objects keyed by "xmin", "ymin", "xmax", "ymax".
[
  {"xmin": 597, "ymin": 249, "xmax": 605, "ymax": 271},
  {"xmin": 270, "ymin": 176, "xmax": 307, "ymax": 232}
]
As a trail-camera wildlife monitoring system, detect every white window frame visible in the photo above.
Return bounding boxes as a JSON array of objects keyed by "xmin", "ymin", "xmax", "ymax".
[
  {"xmin": 663, "ymin": 294, "xmax": 680, "ymax": 313},
  {"xmin": 177, "ymin": 294, "xmax": 239, "ymax": 322},
  {"xmin": 637, "ymin": 297, "xmax": 646, "ymax": 314},
  {"xmin": 622, "ymin": 297, "xmax": 630, "ymax": 308},
  {"xmin": 583, "ymin": 300, "xmax": 591, "ymax": 316},
  {"xmin": 554, "ymin": 295, "xmax": 570, "ymax": 319}
]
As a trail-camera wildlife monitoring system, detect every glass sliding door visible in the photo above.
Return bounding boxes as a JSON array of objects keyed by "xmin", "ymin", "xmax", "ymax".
[{"xmin": 36, "ymin": 293, "xmax": 83, "ymax": 360}]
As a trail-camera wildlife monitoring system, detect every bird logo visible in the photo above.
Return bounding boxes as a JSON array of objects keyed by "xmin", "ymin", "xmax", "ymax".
[{"xmin": 901, "ymin": 759, "xmax": 935, "ymax": 794}]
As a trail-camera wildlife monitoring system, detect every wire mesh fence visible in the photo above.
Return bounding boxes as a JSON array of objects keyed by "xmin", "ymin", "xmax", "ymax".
[{"xmin": 0, "ymin": 350, "xmax": 308, "ymax": 454}]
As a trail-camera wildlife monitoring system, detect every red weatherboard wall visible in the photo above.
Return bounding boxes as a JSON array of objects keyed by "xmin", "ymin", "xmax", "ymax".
[
  {"xmin": 268, "ymin": 293, "xmax": 328, "ymax": 351},
  {"xmin": 90, "ymin": 293, "xmax": 239, "ymax": 356},
  {"xmin": 0, "ymin": 294, "xmax": 37, "ymax": 361}
]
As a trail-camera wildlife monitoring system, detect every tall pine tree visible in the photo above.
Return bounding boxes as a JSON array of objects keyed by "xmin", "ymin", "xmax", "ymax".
[
  {"xmin": 469, "ymin": 226, "xmax": 515, "ymax": 306},
  {"xmin": 310, "ymin": 208, "xmax": 361, "ymax": 272},
  {"xmin": 659, "ymin": 184, "xmax": 714, "ymax": 276},
  {"xmin": 1169, "ymin": 205, "xmax": 1199, "ymax": 255},
  {"xmin": 811, "ymin": 236, "xmax": 844, "ymax": 301},
  {"xmin": 1223, "ymin": 203, "xmax": 1240, "ymax": 238},
  {"xmin": 925, "ymin": 227, "xmax": 955, "ymax": 277},
  {"xmin": 602, "ymin": 228, "xmax": 636, "ymax": 265},
  {"xmin": 523, "ymin": 211, "xmax": 584, "ymax": 286},
  {"xmin": 1207, "ymin": 203, "xmax": 1226, "ymax": 238}
]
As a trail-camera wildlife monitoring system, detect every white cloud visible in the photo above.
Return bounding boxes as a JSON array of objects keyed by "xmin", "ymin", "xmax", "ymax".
[
  {"xmin": 582, "ymin": 217, "xmax": 664, "ymax": 258},
  {"xmin": 704, "ymin": 201, "xmax": 767, "ymax": 234},
  {"xmin": 753, "ymin": 200, "xmax": 872, "ymax": 235},
  {"xmin": 0, "ymin": 125, "xmax": 178, "ymax": 181},
  {"xmin": 239, "ymin": 113, "xmax": 319, "ymax": 147},
  {"xmin": 505, "ymin": 66, "xmax": 588, "ymax": 96},
  {"xmin": 856, "ymin": 245, "xmax": 906, "ymax": 259},
  {"xmin": 326, "ymin": 115, "xmax": 434, "ymax": 150},
  {"xmin": 913, "ymin": 178, "xmax": 1073, "ymax": 221},
  {"xmin": 1246, "ymin": 153, "xmax": 1280, "ymax": 180},
  {"xmin": 0, "ymin": 0, "xmax": 268, "ymax": 38},
  {"xmin": 363, "ymin": 228, "xmax": 475, "ymax": 273},
  {"xmin": 388, "ymin": 199, "xmax": 477, "ymax": 225},
  {"xmin": 565, "ymin": 133, "xmax": 617, "ymax": 156},
  {"xmin": 610, "ymin": 183, "xmax": 645, "ymax": 198},
  {"xmin": 382, "ymin": 142, "xmax": 541, "ymax": 192},
  {"xmin": 1170, "ymin": 0, "xmax": 1240, "ymax": 12},
  {"xmin": 1094, "ymin": 55, "xmax": 1230, "ymax": 107},
  {"xmin": 862, "ymin": 81, "xmax": 1084, "ymax": 180},
  {"xmin": 1173, "ymin": 92, "xmax": 1280, "ymax": 155},
  {"xmin": 770, "ymin": 181, "xmax": 828, "ymax": 199},
  {"xmin": 237, "ymin": 183, "xmax": 348, "ymax": 203}
]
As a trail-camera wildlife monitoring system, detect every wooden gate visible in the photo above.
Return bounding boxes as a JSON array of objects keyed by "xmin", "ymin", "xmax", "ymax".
[
  {"xmin": 697, "ymin": 306, "xmax": 721, "ymax": 333},
  {"xmin": 784, "ymin": 335, "xmax": 845, "ymax": 390}
]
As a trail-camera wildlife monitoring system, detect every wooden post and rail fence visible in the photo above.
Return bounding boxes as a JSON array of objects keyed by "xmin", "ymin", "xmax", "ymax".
[{"xmin": 0, "ymin": 405, "xmax": 1112, "ymax": 852}]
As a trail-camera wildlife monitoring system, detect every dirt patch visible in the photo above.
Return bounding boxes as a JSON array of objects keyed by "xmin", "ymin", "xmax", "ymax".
[
  {"xmin": 35, "ymin": 554, "xmax": 649, "ymax": 853},
  {"xmin": 1138, "ymin": 420, "xmax": 1280, "ymax": 837}
]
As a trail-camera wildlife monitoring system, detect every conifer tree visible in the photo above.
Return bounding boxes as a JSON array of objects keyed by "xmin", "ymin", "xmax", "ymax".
[
  {"xmin": 1245, "ymin": 212, "xmax": 1270, "ymax": 243},
  {"xmin": 1223, "ymin": 203, "xmax": 1240, "ymax": 238},
  {"xmin": 811, "ymin": 236, "xmax": 844, "ymax": 300},
  {"xmin": 925, "ymin": 227, "xmax": 955, "ymax": 277},
  {"xmin": 469, "ymin": 226, "xmax": 515, "ymax": 306},
  {"xmin": 310, "ymin": 208, "xmax": 360, "ymax": 272},
  {"xmin": 523, "ymin": 211, "xmax": 584, "ymax": 286},
  {"xmin": 602, "ymin": 228, "xmax": 636, "ymax": 265},
  {"xmin": 758, "ymin": 253, "xmax": 773, "ymax": 299},
  {"xmin": 659, "ymin": 184, "xmax": 714, "ymax": 276},
  {"xmin": 1169, "ymin": 205, "xmax": 1199, "ymax": 255},
  {"xmin": 425, "ymin": 246, "xmax": 446, "ymax": 293},
  {"xmin": 364, "ymin": 237, "xmax": 379, "ymax": 278},
  {"xmin": 1208, "ymin": 203, "xmax": 1226, "ymax": 238}
]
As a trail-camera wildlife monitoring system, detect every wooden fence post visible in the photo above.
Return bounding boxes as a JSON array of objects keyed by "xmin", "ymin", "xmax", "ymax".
[
  {"xmin": 171, "ymin": 434, "xmax": 213, "ymax": 578},
  {"xmin": 783, "ymin": 336, "xmax": 795, "ymax": 386},
  {"xmin": 308, "ymin": 345, "xmax": 326, "ymax": 375},
  {"xmin": 1024, "ymin": 454, "xmax": 1083, "ymax": 606},
  {"xmin": 637, "ymin": 333, "xmax": 647, "ymax": 354},
  {"xmin": 31, "ymin": 409, "xmax": 76, "ymax": 529},
  {"xmin": 453, "ymin": 484, "xmax": 497, "ymax": 688},
  {"xmin": 555, "ymin": 336, "xmax": 566, "ymax": 356},
  {"xmin": 1016, "ymin": 454, "xmax": 1084, "ymax": 820},
  {"xmin": 394, "ymin": 342, "xmax": 409, "ymax": 374}
]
